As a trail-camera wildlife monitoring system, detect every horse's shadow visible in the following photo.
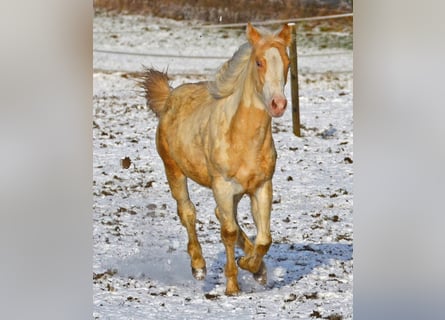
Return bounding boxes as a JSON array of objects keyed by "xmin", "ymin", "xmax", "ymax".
[
  {"xmin": 107, "ymin": 242, "xmax": 352, "ymax": 294},
  {"xmin": 202, "ymin": 242, "xmax": 352, "ymax": 293}
]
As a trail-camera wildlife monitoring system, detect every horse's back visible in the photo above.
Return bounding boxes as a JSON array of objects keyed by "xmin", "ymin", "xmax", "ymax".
[
  {"xmin": 156, "ymin": 81, "xmax": 214, "ymax": 188},
  {"xmin": 167, "ymin": 81, "xmax": 213, "ymax": 114}
]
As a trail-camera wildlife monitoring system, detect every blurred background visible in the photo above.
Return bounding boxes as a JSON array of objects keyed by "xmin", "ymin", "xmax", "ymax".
[
  {"xmin": 94, "ymin": 0, "xmax": 352, "ymax": 23},
  {"xmin": 93, "ymin": 0, "xmax": 353, "ymax": 75}
]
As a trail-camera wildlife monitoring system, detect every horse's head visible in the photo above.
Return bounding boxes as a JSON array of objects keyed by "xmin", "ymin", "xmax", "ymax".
[{"xmin": 247, "ymin": 23, "xmax": 291, "ymax": 117}]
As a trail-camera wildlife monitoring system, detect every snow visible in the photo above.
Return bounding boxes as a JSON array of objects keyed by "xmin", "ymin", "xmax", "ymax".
[{"xmin": 94, "ymin": 13, "xmax": 352, "ymax": 319}]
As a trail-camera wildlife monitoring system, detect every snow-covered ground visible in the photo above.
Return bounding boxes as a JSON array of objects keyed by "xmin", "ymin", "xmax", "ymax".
[{"xmin": 93, "ymin": 13, "xmax": 353, "ymax": 319}]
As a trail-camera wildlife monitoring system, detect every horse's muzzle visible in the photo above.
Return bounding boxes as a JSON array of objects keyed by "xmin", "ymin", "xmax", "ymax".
[{"xmin": 269, "ymin": 96, "xmax": 287, "ymax": 117}]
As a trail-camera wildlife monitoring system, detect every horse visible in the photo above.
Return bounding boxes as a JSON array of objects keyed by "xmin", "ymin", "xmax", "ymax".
[{"xmin": 141, "ymin": 23, "xmax": 291, "ymax": 295}]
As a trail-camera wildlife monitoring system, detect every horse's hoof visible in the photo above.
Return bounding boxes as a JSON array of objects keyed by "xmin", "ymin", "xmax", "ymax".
[
  {"xmin": 253, "ymin": 271, "xmax": 267, "ymax": 285},
  {"xmin": 253, "ymin": 262, "xmax": 267, "ymax": 285},
  {"xmin": 225, "ymin": 289, "xmax": 240, "ymax": 296},
  {"xmin": 192, "ymin": 267, "xmax": 206, "ymax": 280},
  {"xmin": 225, "ymin": 285, "xmax": 240, "ymax": 296}
]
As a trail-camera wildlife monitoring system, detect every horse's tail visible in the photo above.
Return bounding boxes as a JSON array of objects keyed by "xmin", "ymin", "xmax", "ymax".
[{"xmin": 140, "ymin": 67, "xmax": 171, "ymax": 116}]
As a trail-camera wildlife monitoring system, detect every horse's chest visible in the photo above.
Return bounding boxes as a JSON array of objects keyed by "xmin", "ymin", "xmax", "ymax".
[
  {"xmin": 209, "ymin": 113, "xmax": 277, "ymax": 192},
  {"xmin": 230, "ymin": 148, "xmax": 276, "ymax": 192}
]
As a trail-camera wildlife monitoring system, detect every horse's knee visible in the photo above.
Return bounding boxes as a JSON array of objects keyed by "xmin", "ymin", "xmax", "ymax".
[
  {"xmin": 221, "ymin": 223, "xmax": 238, "ymax": 243},
  {"xmin": 255, "ymin": 242, "xmax": 271, "ymax": 257},
  {"xmin": 256, "ymin": 235, "xmax": 272, "ymax": 256}
]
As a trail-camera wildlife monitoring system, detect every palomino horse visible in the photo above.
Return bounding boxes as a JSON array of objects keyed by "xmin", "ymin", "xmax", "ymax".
[{"xmin": 142, "ymin": 23, "xmax": 291, "ymax": 295}]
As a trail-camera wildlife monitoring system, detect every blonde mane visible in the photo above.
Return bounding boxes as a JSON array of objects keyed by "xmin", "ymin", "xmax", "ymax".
[
  {"xmin": 208, "ymin": 26, "xmax": 286, "ymax": 100},
  {"xmin": 208, "ymin": 42, "xmax": 252, "ymax": 99}
]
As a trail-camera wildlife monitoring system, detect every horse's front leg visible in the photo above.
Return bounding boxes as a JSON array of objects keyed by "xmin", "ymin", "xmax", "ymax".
[
  {"xmin": 212, "ymin": 177, "xmax": 241, "ymax": 296},
  {"xmin": 238, "ymin": 180, "xmax": 273, "ymax": 285}
]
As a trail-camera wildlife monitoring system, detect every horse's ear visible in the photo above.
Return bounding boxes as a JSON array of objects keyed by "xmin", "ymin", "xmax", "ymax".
[
  {"xmin": 246, "ymin": 22, "xmax": 261, "ymax": 45},
  {"xmin": 277, "ymin": 24, "xmax": 292, "ymax": 46}
]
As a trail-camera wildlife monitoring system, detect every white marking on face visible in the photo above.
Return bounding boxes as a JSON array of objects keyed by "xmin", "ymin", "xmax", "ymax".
[
  {"xmin": 263, "ymin": 48, "xmax": 284, "ymax": 102},
  {"xmin": 262, "ymin": 47, "xmax": 287, "ymax": 117}
]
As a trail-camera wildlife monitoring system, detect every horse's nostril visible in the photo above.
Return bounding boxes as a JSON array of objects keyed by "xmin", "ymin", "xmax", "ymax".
[
  {"xmin": 271, "ymin": 98, "xmax": 286, "ymax": 111},
  {"xmin": 272, "ymin": 99, "xmax": 278, "ymax": 110}
]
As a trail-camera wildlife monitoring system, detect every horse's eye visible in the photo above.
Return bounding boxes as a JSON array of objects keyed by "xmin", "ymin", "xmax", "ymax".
[{"xmin": 256, "ymin": 60, "xmax": 263, "ymax": 68}]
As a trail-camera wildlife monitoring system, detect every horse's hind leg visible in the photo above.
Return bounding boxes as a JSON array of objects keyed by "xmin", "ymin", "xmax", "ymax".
[
  {"xmin": 164, "ymin": 163, "xmax": 206, "ymax": 280},
  {"xmin": 224, "ymin": 194, "xmax": 255, "ymax": 256},
  {"xmin": 231, "ymin": 196, "xmax": 256, "ymax": 266},
  {"xmin": 237, "ymin": 180, "xmax": 272, "ymax": 285}
]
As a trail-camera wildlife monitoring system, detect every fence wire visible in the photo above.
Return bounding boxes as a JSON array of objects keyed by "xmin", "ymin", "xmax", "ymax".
[{"xmin": 94, "ymin": 12, "xmax": 352, "ymax": 74}]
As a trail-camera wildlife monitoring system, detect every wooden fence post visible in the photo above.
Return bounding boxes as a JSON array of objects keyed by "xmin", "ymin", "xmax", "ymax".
[{"xmin": 288, "ymin": 23, "xmax": 301, "ymax": 137}]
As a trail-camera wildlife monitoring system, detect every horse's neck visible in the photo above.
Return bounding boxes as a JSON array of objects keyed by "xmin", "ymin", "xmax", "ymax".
[
  {"xmin": 230, "ymin": 95, "xmax": 272, "ymax": 148},
  {"xmin": 218, "ymin": 61, "xmax": 272, "ymax": 147}
]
